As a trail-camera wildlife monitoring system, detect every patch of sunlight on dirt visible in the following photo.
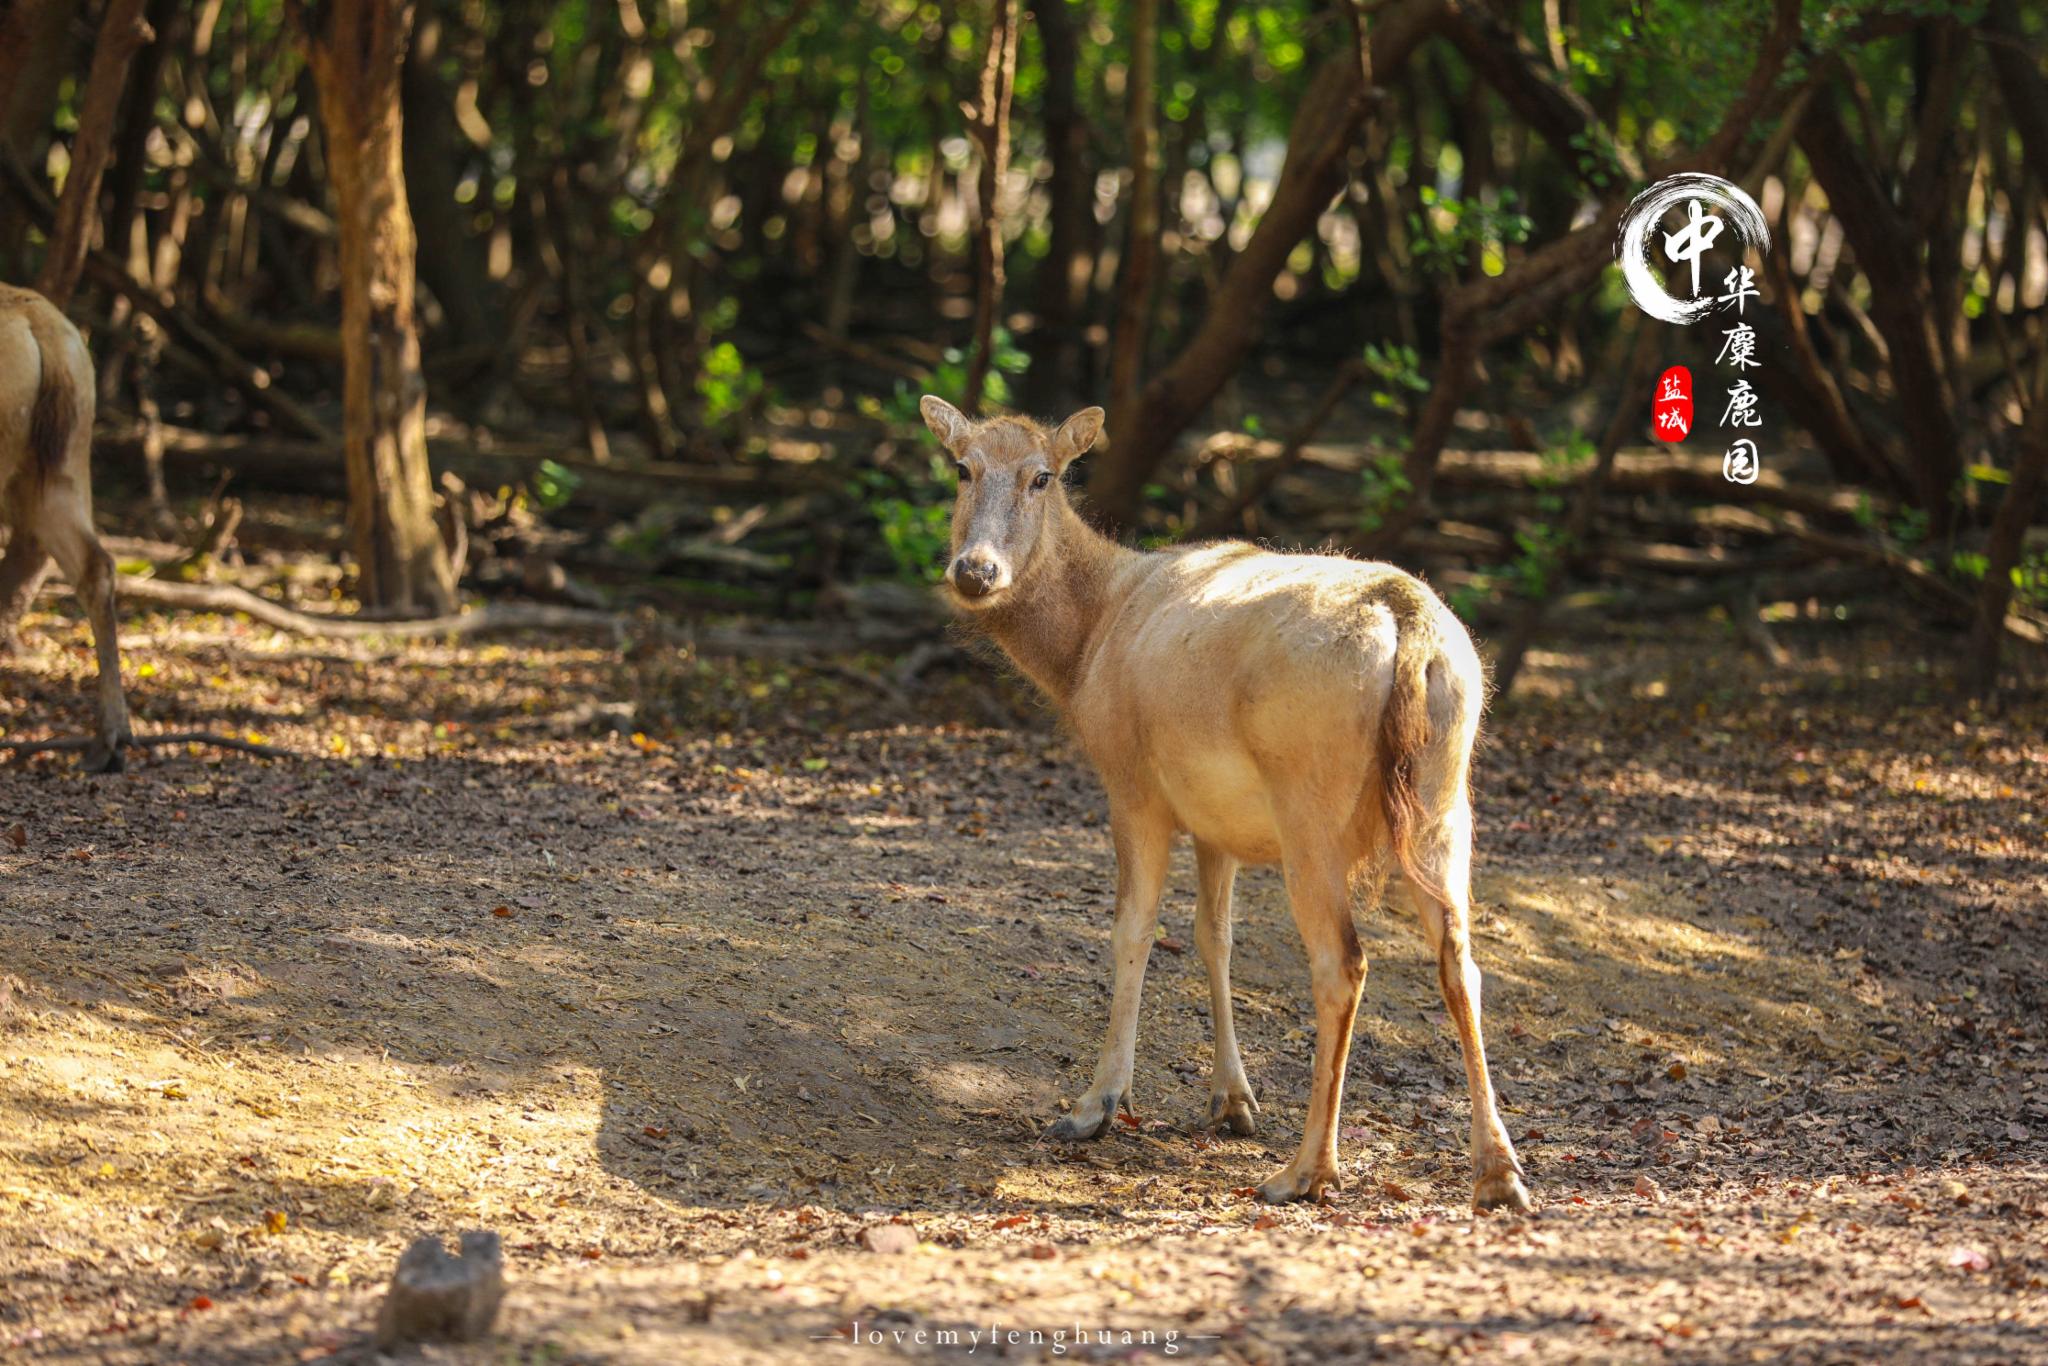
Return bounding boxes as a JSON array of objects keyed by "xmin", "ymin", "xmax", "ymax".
[
  {"xmin": 1496, "ymin": 649, "xmax": 1591, "ymax": 701},
  {"xmin": 4, "ymin": 610, "xmax": 2042, "ymax": 1361},
  {"xmin": 0, "ymin": 989, "xmax": 622, "ymax": 1303}
]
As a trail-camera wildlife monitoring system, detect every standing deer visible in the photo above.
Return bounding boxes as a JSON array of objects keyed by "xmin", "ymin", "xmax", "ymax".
[
  {"xmin": 0, "ymin": 285, "xmax": 130, "ymax": 772},
  {"xmin": 921, "ymin": 396, "xmax": 1530, "ymax": 1211}
]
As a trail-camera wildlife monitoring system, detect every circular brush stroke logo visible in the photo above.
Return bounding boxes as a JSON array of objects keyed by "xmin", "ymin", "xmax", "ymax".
[{"xmin": 1615, "ymin": 173, "xmax": 1771, "ymax": 326}]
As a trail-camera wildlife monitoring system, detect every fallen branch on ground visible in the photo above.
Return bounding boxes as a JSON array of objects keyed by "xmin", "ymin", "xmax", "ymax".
[
  {"xmin": 797, "ymin": 320, "xmax": 932, "ymax": 384},
  {"xmin": 1189, "ymin": 359, "xmax": 1365, "ymax": 540},
  {"xmin": 1200, "ymin": 439, "xmax": 1883, "ymax": 527},
  {"xmin": 96, "ymin": 421, "xmax": 834, "ymax": 510},
  {"xmin": 1715, "ymin": 506, "xmax": 2048, "ymax": 649},
  {"xmin": 2, "ymin": 731, "xmax": 302, "ymax": 763},
  {"xmin": 117, "ymin": 576, "xmax": 627, "ymax": 640},
  {"xmin": 117, "ymin": 576, "xmax": 944, "ymax": 658}
]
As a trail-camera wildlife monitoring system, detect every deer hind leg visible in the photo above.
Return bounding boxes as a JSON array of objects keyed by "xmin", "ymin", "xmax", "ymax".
[
  {"xmin": 35, "ymin": 484, "xmax": 129, "ymax": 772},
  {"xmin": 1259, "ymin": 836, "xmax": 1364, "ymax": 1203},
  {"xmin": 0, "ymin": 524, "xmax": 53, "ymax": 655},
  {"xmin": 1048, "ymin": 797, "xmax": 1171, "ymax": 1143},
  {"xmin": 1398, "ymin": 789, "xmax": 1531, "ymax": 1213},
  {"xmin": 1194, "ymin": 839, "xmax": 1257, "ymax": 1135}
]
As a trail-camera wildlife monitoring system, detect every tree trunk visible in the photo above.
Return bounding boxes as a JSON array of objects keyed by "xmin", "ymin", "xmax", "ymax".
[
  {"xmin": 1798, "ymin": 91, "xmax": 1962, "ymax": 532},
  {"xmin": 303, "ymin": 0, "xmax": 457, "ymax": 616},
  {"xmin": 1963, "ymin": 392, "xmax": 2048, "ymax": 695},
  {"xmin": 1985, "ymin": 0, "xmax": 2048, "ymax": 177},
  {"xmin": 1358, "ymin": 0, "xmax": 1803, "ymax": 557},
  {"xmin": 1964, "ymin": 0, "xmax": 2048, "ymax": 694},
  {"xmin": 1760, "ymin": 191, "xmax": 1906, "ymax": 496},
  {"xmin": 101, "ymin": 0, "xmax": 182, "ymax": 273},
  {"xmin": 1105, "ymin": 0, "xmax": 1160, "ymax": 445},
  {"xmin": 1490, "ymin": 322, "xmax": 1660, "ymax": 698},
  {"xmin": 0, "ymin": 0, "xmax": 72, "ymax": 155},
  {"xmin": 402, "ymin": 9, "xmax": 500, "ymax": 356},
  {"xmin": 540, "ymin": 161, "xmax": 611, "ymax": 464},
  {"xmin": 1023, "ymin": 0, "xmax": 1088, "ymax": 413},
  {"xmin": 963, "ymin": 0, "xmax": 1020, "ymax": 414},
  {"xmin": 1086, "ymin": 0, "xmax": 1444, "ymax": 527},
  {"xmin": 1435, "ymin": 0, "xmax": 1638, "ymax": 188},
  {"xmin": 36, "ymin": 0, "xmax": 154, "ymax": 307}
]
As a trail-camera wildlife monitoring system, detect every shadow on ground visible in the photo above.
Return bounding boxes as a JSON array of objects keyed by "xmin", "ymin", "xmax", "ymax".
[{"xmin": 1, "ymin": 604, "xmax": 2043, "ymax": 1362}]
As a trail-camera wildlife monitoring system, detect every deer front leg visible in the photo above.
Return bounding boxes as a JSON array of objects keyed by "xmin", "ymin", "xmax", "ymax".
[
  {"xmin": 1259, "ymin": 843, "xmax": 1364, "ymax": 1203},
  {"xmin": 1194, "ymin": 839, "xmax": 1257, "ymax": 1135},
  {"xmin": 1048, "ymin": 799, "xmax": 1171, "ymax": 1143}
]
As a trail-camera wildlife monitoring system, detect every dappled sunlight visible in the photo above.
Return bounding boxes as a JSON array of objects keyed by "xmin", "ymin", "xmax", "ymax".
[
  {"xmin": 1, "ymin": 0, "xmax": 2039, "ymax": 1349},
  {"xmin": 3, "ymin": 618, "xmax": 2042, "ymax": 1359}
]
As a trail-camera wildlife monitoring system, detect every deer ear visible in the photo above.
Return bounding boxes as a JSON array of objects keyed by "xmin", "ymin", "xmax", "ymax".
[
  {"xmin": 1052, "ymin": 406, "xmax": 1105, "ymax": 469},
  {"xmin": 920, "ymin": 395, "xmax": 969, "ymax": 449}
]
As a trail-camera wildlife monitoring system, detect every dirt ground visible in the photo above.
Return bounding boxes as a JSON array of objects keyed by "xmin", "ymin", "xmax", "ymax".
[{"xmin": 2, "ymin": 579, "xmax": 2045, "ymax": 1363}]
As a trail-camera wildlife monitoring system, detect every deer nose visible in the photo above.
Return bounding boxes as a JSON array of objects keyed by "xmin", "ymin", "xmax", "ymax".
[{"xmin": 950, "ymin": 554, "xmax": 1001, "ymax": 598}]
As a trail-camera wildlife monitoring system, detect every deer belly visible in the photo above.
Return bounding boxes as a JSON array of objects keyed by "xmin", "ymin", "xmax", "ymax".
[{"xmin": 1153, "ymin": 748, "xmax": 1282, "ymax": 865}]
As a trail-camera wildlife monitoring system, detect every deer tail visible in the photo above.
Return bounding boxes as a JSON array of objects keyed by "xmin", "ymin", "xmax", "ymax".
[
  {"xmin": 1371, "ymin": 574, "xmax": 1443, "ymax": 904},
  {"xmin": 24, "ymin": 305, "xmax": 85, "ymax": 486}
]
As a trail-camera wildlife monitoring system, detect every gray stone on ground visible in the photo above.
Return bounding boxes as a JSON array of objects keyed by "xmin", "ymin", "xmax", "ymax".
[
  {"xmin": 859, "ymin": 1223, "xmax": 919, "ymax": 1254},
  {"xmin": 373, "ymin": 1230, "xmax": 506, "ymax": 1349}
]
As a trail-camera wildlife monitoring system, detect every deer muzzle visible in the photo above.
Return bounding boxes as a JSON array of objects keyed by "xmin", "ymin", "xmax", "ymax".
[{"xmin": 949, "ymin": 551, "xmax": 1007, "ymax": 600}]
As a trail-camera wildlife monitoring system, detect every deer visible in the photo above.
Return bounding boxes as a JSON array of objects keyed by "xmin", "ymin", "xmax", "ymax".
[
  {"xmin": 0, "ymin": 284, "xmax": 130, "ymax": 772},
  {"xmin": 919, "ymin": 396, "xmax": 1531, "ymax": 1212}
]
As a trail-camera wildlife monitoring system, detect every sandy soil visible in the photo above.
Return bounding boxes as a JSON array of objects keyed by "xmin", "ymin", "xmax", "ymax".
[{"xmin": 1, "ymin": 591, "xmax": 2044, "ymax": 1363}]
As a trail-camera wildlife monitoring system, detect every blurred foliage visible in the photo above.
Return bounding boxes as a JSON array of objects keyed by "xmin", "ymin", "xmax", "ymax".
[{"xmin": 11, "ymin": 0, "xmax": 2040, "ymax": 622}]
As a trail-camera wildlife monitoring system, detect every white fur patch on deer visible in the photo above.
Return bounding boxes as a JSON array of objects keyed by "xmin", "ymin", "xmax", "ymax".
[{"xmin": 920, "ymin": 396, "xmax": 1531, "ymax": 1212}]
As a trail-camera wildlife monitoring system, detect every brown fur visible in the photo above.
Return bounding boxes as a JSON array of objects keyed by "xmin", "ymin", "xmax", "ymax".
[
  {"xmin": 27, "ymin": 347, "xmax": 73, "ymax": 482},
  {"xmin": 1365, "ymin": 573, "xmax": 1441, "ymax": 905},
  {"xmin": 8, "ymin": 289, "xmax": 88, "ymax": 491},
  {"xmin": 919, "ymin": 395, "xmax": 1531, "ymax": 1212},
  {"xmin": 0, "ymin": 285, "xmax": 130, "ymax": 771}
]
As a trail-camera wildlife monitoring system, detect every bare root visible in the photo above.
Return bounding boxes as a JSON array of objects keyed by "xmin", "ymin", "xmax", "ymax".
[{"xmin": 2, "ymin": 730, "xmax": 302, "ymax": 766}]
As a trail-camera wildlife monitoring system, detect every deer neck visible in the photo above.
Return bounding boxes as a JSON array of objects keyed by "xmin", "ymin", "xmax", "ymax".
[{"xmin": 979, "ymin": 499, "xmax": 1133, "ymax": 708}]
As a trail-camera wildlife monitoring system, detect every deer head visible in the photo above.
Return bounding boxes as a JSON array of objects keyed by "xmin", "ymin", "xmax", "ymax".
[{"xmin": 919, "ymin": 397, "xmax": 1104, "ymax": 608}]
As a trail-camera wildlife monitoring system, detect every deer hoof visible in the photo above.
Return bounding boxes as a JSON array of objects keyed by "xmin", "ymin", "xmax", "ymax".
[
  {"xmin": 1047, "ymin": 1091, "xmax": 1118, "ymax": 1143},
  {"xmin": 1473, "ymin": 1169, "xmax": 1534, "ymax": 1214},
  {"xmin": 1257, "ymin": 1163, "xmax": 1339, "ymax": 1204},
  {"xmin": 1207, "ymin": 1091, "xmax": 1258, "ymax": 1136}
]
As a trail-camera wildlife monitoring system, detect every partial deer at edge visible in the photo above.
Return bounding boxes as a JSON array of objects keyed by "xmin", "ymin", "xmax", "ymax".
[{"xmin": 0, "ymin": 284, "xmax": 130, "ymax": 772}]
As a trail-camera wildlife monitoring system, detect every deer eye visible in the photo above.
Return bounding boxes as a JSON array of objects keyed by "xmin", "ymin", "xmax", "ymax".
[
  {"xmin": 1030, "ymin": 470, "xmax": 1054, "ymax": 491},
  {"xmin": 955, "ymin": 462, "xmax": 972, "ymax": 482}
]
